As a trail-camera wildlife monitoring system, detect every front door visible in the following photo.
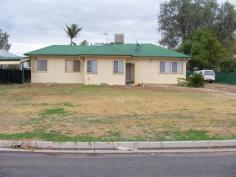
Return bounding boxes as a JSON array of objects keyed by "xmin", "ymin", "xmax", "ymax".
[{"xmin": 126, "ymin": 63, "xmax": 134, "ymax": 84}]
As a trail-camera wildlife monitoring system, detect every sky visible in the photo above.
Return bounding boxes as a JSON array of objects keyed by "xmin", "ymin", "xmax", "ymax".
[{"xmin": 1, "ymin": 0, "xmax": 236, "ymax": 56}]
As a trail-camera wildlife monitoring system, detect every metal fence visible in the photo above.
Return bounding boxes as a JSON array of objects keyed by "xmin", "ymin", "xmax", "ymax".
[
  {"xmin": 215, "ymin": 72, "xmax": 236, "ymax": 85},
  {"xmin": 186, "ymin": 71, "xmax": 236, "ymax": 85},
  {"xmin": 0, "ymin": 69, "xmax": 31, "ymax": 84}
]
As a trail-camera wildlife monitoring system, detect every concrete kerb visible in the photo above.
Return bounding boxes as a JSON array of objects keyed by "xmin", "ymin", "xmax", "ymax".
[{"xmin": 0, "ymin": 140, "xmax": 236, "ymax": 151}]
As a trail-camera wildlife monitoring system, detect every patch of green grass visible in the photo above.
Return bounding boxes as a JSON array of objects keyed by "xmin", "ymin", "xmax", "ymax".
[
  {"xmin": 14, "ymin": 96, "xmax": 30, "ymax": 103},
  {"xmin": 41, "ymin": 103, "xmax": 49, "ymax": 106},
  {"xmin": 155, "ymin": 130, "xmax": 211, "ymax": 141},
  {"xmin": 21, "ymin": 107, "xmax": 72, "ymax": 129},
  {"xmin": 62, "ymin": 102, "xmax": 74, "ymax": 107},
  {"xmin": 78, "ymin": 116, "xmax": 115, "ymax": 124},
  {"xmin": 46, "ymin": 85, "xmax": 105, "ymax": 96},
  {"xmin": 155, "ymin": 129, "xmax": 236, "ymax": 141},
  {"xmin": 0, "ymin": 131, "xmax": 94, "ymax": 142},
  {"xmin": 102, "ymin": 131, "xmax": 123, "ymax": 141},
  {"xmin": 39, "ymin": 108, "xmax": 68, "ymax": 117},
  {"xmin": 77, "ymin": 113, "xmax": 191, "ymax": 126},
  {"xmin": 127, "ymin": 135, "xmax": 150, "ymax": 141},
  {"xmin": 0, "ymin": 86, "xmax": 6, "ymax": 95},
  {"xmin": 0, "ymin": 129, "xmax": 235, "ymax": 142},
  {"xmin": 0, "ymin": 130, "xmax": 123, "ymax": 142},
  {"xmin": 229, "ymin": 120, "xmax": 236, "ymax": 127}
]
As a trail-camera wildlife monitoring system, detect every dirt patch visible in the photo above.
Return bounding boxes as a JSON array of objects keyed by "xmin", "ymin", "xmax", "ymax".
[{"xmin": 205, "ymin": 83, "xmax": 236, "ymax": 93}]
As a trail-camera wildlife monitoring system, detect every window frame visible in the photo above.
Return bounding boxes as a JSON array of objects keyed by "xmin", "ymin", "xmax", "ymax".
[
  {"xmin": 113, "ymin": 60, "xmax": 124, "ymax": 74},
  {"xmin": 36, "ymin": 59, "xmax": 47, "ymax": 72},
  {"xmin": 87, "ymin": 59, "xmax": 97, "ymax": 74},
  {"xmin": 159, "ymin": 61, "xmax": 184, "ymax": 74},
  {"xmin": 65, "ymin": 59, "xmax": 81, "ymax": 73}
]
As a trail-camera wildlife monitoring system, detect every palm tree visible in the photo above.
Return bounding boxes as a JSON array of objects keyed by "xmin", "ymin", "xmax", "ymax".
[{"xmin": 64, "ymin": 24, "xmax": 82, "ymax": 45}]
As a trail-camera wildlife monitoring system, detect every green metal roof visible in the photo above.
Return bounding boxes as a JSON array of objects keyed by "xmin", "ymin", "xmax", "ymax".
[
  {"xmin": 25, "ymin": 43, "xmax": 190, "ymax": 58},
  {"xmin": 0, "ymin": 57, "xmax": 25, "ymax": 61}
]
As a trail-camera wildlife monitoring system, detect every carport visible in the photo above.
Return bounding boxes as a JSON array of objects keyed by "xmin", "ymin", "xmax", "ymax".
[{"xmin": 0, "ymin": 56, "xmax": 30, "ymax": 84}]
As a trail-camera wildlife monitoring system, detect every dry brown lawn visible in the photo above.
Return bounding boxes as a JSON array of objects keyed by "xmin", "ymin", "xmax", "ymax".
[{"xmin": 0, "ymin": 84, "xmax": 235, "ymax": 141}]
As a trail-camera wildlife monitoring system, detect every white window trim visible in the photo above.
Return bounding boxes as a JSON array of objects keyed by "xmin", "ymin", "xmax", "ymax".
[
  {"xmin": 87, "ymin": 59, "xmax": 97, "ymax": 74},
  {"xmin": 113, "ymin": 60, "xmax": 124, "ymax": 74},
  {"xmin": 160, "ymin": 61, "xmax": 184, "ymax": 74},
  {"xmin": 65, "ymin": 59, "xmax": 81, "ymax": 73},
  {"xmin": 35, "ymin": 59, "xmax": 47, "ymax": 72}
]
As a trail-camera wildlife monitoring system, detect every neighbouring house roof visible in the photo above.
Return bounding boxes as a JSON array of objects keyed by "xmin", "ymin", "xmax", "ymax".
[
  {"xmin": 0, "ymin": 49, "xmax": 26, "ymax": 62},
  {"xmin": 25, "ymin": 43, "xmax": 190, "ymax": 59}
]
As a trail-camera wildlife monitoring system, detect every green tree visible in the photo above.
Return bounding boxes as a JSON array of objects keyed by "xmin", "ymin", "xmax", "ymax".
[
  {"xmin": 0, "ymin": 29, "xmax": 11, "ymax": 51},
  {"xmin": 64, "ymin": 24, "xmax": 82, "ymax": 45},
  {"xmin": 227, "ymin": 38, "xmax": 236, "ymax": 55},
  {"xmin": 214, "ymin": 2, "xmax": 236, "ymax": 47},
  {"xmin": 220, "ymin": 58, "xmax": 236, "ymax": 72},
  {"xmin": 179, "ymin": 27, "xmax": 227, "ymax": 69},
  {"xmin": 158, "ymin": 0, "xmax": 236, "ymax": 49}
]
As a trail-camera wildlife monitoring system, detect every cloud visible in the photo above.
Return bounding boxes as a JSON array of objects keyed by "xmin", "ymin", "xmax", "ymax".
[{"xmin": 1, "ymin": 0, "xmax": 235, "ymax": 55}]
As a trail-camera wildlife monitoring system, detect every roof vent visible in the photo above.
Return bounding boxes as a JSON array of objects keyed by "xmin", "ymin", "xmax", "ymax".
[
  {"xmin": 135, "ymin": 42, "xmax": 141, "ymax": 51},
  {"xmin": 114, "ymin": 34, "xmax": 124, "ymax": 44}
]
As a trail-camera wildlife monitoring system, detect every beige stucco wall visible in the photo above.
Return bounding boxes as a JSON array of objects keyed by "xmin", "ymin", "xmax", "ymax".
[
  {"xmin": 30, "ymin": 55, "xmax": 187, "ymax": 85},
  {"xmin": 130, "ymin": 58, "xmax": 187, "ymax": 84},
  {"xmin": 31, "ymin": 56, "xmax": 84, "ymax": 83},
  {"xmin": 84, "ymin": 57, "xmax": 126, "ymax": 85}
]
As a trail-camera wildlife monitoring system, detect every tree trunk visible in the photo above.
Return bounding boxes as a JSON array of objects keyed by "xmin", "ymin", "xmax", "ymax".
[{"xmin": 70, "ymin": 38, "xmax": 73, "ymax": 45}]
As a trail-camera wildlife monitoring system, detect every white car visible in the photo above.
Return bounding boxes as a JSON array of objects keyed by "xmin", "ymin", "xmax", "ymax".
[{"xmin": 194, "ymin": 70, "xmax": 215, "ymax": 83}]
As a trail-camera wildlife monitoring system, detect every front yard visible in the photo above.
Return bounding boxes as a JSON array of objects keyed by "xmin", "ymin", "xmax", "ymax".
[{"xmin": 0, "ymin": 84, "xmax": 235, "ymax": 142}]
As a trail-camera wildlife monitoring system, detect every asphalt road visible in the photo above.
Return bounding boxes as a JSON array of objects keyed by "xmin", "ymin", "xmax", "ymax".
[{"xmin": 0, "ymin": 152, "xmax": 236, "ymax": 177}]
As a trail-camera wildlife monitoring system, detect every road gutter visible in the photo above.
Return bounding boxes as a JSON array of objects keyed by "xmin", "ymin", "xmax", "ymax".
[
  {"xmin": 0, "ymin": 140, "xmax": 236, "ymax": 153},
  {"xmin": 1, "ymin": 148, "xmax": 236, "ymax": 154}
]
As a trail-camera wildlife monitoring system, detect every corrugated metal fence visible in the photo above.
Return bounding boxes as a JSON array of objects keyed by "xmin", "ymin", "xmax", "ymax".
[
  {"xmin": 187, "ymin": 71, "xmax": 236, "ymax": 85},
  {"xmin": 0, "ymin": 69, "xmax": 31, "ymax": 84}
]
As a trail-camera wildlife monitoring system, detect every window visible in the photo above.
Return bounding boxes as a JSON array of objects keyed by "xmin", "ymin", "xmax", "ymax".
[
  {"xmin": 177, "ymin": 62, "xmax": 183, "ymax": 73},
  {"xmin": 160, "ymin": 61, "xmax": 183, "ymax": 74},
  {"xmin": 66, "ymin": 60, "xmax": 80, "ymax": 72},
  {"xmin": 204, "ymin": 70, "xmax": 215, "ymax": 76},
  {"xmin": 160, "ymin": 62, "xmax": 165, "ymax": 73},
  {"xmin": 165, "ymin": 62, "xmax": 171, "ymax": 73},
  {"xmin": 87, "ymin": 60, "xmax": 97, "ymax": 73},
  {"xmin": 36, "ymin": 59, "xmax": 47, "ymax": 71},
  {"xmin": 114, "ymin": 60, "xmax": 124, "ymax": 73},
  {"xmin": 172, "ymin": 62, "xmax": 177, "ymax": 73}
]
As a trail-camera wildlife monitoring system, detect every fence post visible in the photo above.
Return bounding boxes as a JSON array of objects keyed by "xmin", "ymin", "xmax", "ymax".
[{"xmin": 21, "ymin": 62, "xmax": 24, "ymax": 84}]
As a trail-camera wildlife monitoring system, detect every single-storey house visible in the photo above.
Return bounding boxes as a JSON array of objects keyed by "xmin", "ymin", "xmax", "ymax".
[{"xmin": 25, "ymin": 42, "xmax": 190, "ymax": 85}]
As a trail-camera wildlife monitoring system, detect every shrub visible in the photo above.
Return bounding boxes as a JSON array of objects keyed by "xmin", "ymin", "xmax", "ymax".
[
  {"xmin": 177, "ymin": 73, "xmax": 205, "ymax": 88},
  {"xmin": 177, "ymin": 78, "xmax": 188, "ymax": 87},
  {"xmin": 187, "ymin": 73, "xmax": 205, "ymax": 87}
]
